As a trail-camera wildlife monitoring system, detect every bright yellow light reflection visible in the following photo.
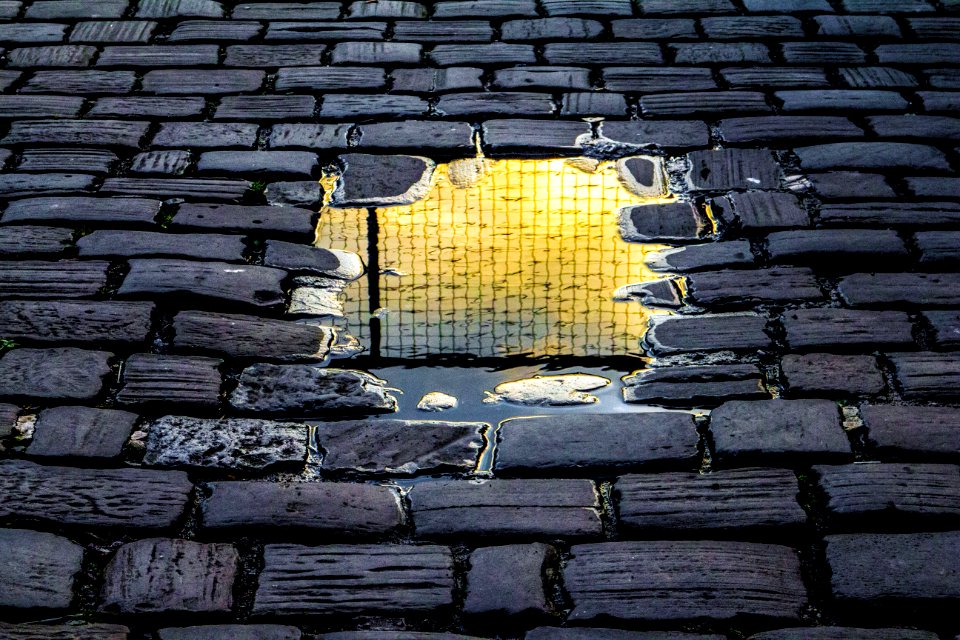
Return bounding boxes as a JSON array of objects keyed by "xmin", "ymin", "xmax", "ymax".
[{"xmin": 317, "ymin": 157, "xmax": 674, "ymax": 359}]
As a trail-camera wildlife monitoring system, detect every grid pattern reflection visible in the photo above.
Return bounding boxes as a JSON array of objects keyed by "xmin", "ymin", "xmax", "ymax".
[{"xmin": 317, "ymin": 157, "xmax": 671, "ymax": 359}]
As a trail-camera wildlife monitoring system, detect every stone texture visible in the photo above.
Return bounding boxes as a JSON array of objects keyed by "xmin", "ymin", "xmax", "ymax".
[
  {"xmin": 254, "ymin": 544, "xmax": 454, "ymax": 615},
  {"xmin": 623, "ymin": 364, "xmax": 767, "ymax": 405},
  {"xmin": 795, "ymin": 142, "xmax": 950, "ymax": 170},
  {"xmin": 0, "ymin": 226, "xmax": 72, "ymax": 256},
  {"xmin": 78, "ymin": 230, "xmax": 245, "ymax": 261},
  {"xmin": 333, "ymin": 154, "xmax": 434, "ymax": 207},
  {"xmin": 315, "ymin": 419, "xmax": 485, "ymax": 474},
  {"xmin": 710, "ymin": 399, "xmax": 850, "ymax": 461},
  {"xmin": 118, "ymin": 259, "xmax": 287, "ymax": 309},
  {"xmin": 2, "ymin": 196, "xmax": 160, "ymax": 225},
  {"xmin": 117, "ymin": 354, "xmax": 223, "ymax": 410},
  {"xmin": 495, "ymin": 413, "xmax": 698, "ymax": 473},
  {"xmin": 617, "ymin": 468, "xmax": 805, "ymax": 531},
  {"xmin": 230, "ymin": 364, "xmax": 396, "ymax": 415},
  {"xmin": 646, "ymin": 313, "xmax": 772, "ymax": 354},
  {"xmin": 359, "ymin": 121, "xmax": 474, "ymax": 150},
  {"xmin": 781, "ymin": 354, "xmax": 885, "ymax": 395},
  {"xmin": 409, "ymin": 479, "xmax": 602, "ymax": 537},
  {"xmin": 619, "ymin": 202, "xmax": 708, "ymax": 242},
  {"xmin": 0, "ymin": 260, "xmax": 109, "ymax": 299},
  {"xmin": 27, "ymin": 405, "xmax": 138, "ymax": 458},
  {"xmin": 647, "ymin": 242, "xmax": 754, "ymax": 273},
  {"xmin": 767, "ymin": 229, "xmax": 907, "ymax": 264},
  {"xmin": 0, "ymin": 459, "xmax": 191, "ymax": 528},
  {"xmin": 158, "ymin": 627, "xmax": 301, "ymax": 640},
  {"xmin": 173, "ymin": 311, "xmax": 335, "ymax": 362},
  {"xmin": 751, "ymin": 630, "xmax": 937, "ymax": 640},
  {"xmin": 464, "ymin": 544, "xmax": 553, "ymax": 616},
  {"xmin": 889, "ymin": 352, "xmax": 960, "ymax": 400},
  {"xmin": 0, "ymin": 624, "xmax": 132, "ymax": 640},
  {"xmin": 565, "ymin": 541, "xmax": 807, "ymax": 622},
  {"xmin": 862, "ymin": 405, "xmax": 960, "ymax": 456},
  {"xmin": 144, "ymin": 416, "xmax": 307, "ymax": 471},
  {"xmin": 783, "ymin": 309, "xmax": 915, "ymax": 350},
  {"xmin": 528, "ymin": 631, "xmax": 722, "ymax": 640},
  {"xmin": 815, "ymin": 463, "xmax": 960, "ymax": 520},
  {"xmin": 926, "ymin": 310, "xmax": 960, "ymax": 346},
  {"xmin": 264, "ymin": 241, "xmax": 363, "ymax": 279},
  {"xmin": 171, "ymin": 203, "xmax": 316, "ymax": 240},
  {"xmin": 686, "ymin": 267, "xmax": 824, "ymax": 307},
  {"xmin": 826, "ymin": 532, "xmax": 960, "ymax": 601},
  {"xmin": 0, "ymin": 347, "xmax": 112, "ymax": 400},
  {"xmin": 686, "ymin": 149, "xmax": 782, "ymax": 191},
  {"xmin": 202, "ymin": 481, "xmax": 402, "ymax": 533},
  {"xmin": 0, "ymin": 528, "xmax": 83, "ymax": 610},
  {"xmin": 100, "ymin": 538, "xmax": 238, "ymax": 614},
  {"xmin": 0, "ymin": 300, "xmax": 153, "ymax": 346}
]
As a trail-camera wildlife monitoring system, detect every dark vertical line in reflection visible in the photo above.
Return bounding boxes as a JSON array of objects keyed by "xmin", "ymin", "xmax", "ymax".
[{"xmin": 366, "ymin": 207, "xmax": 381, "ymax": 359}]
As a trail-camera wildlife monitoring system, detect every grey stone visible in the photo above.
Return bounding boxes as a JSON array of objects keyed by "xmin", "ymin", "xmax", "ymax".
[
  {"xmin": 153, "ymin": 122, "xmax": 259, "ymax": 149},
  {"xmin": 0, "ymin": 226, "xmax": 73, "ymax": 257},
  {"xmin": 198, "ymin": 151, "xmax": 318, "ymax": 177},
  {"xmin": 268, "ymin": 123, "xmax": 352, "ymax": 150},
  {"xmin": 217, "ymin": 95, "xmax": 317, "ymax": 120},
  {"xmin": 391, "ymin": 67, "xmax": 483, "ymax": 92},
  {"xmin": 561, "ymin": 92, "xmax": 628, "ymax": 117},
  {"xmin": 233, "ymin": 2, "xmax": 340, "ymax": 19},
  {"xmin": 646, "ymin": 241, "xmax": 754, "ymax": 273},
  {"xmin": 838, "ymin": 273, "xmax": 960, "ymax": 307},
  {"xmin": 265, "ymin": 240, "xmax": 363, "ymax": 279},
  {"xmin": 464, "ymin": 544, "xmax": 553, "ymax": 616},
  {"xmin": 926, "ymin": 310, "xmax": 960, "ymax": 346},
  {"xmin": 542, "ymin": 0, "xmax": 632, "ymax": 14},
  {"xmin": 71, "ymin": 20, "xmax": 157, "ymax": 42},
  {"xmin": 782, "ymin": 354, "xmax": 884, "ymax": 396},
  {"xmin": 0, "ymin": 95, "xmax": 84, "ymax": 118},
  {"xmin": 142, "ymin": 69, "xmax": 264, "ymax": 94},
  {"xmin": 710, "ymin": 399, "xmax": 850, "ymax": 461},
  {"xmin": 502, "ymin": 17, "xmax": 601, "ymax": 39},
  {"xmin": 495, "ymin": 413, "xmax": 698, "ymax": 473},
  {"xmin": 129, "ymin": 150, "xmax": 192, "ymax": 176},
  {"xmin": 494, "ymin": 67, "xmax": 591, "ymax": 90},
  {"xmin": 646, "ymin": 313, "xmax": 772, "ymax": 355},
  {"xmin": 27, "ymin": 406, "xmax": 138, "ymax": 458},
  {"xmin": 118, "ymin": 259, "xmax": 287, "ymax": 308},
  {"xmin": 0, "ymin": 624, "xmax": 131, "ymax": 640},
  {"xmin": 0, "ymin": 347, "xmax": 112, "ymax": 400},
  {"xmin": 347, "ymin": 0, "xmax": 426, "ymax": 17},
  {"xmin": 0, "ymin": 403, "xmax": 18, "ymax": 438},
  {"xmin": 230, "ymin": 364, "xmax": 396, "ymax": 415},
  {"xmin": 686, "ymin": 267, "xmax": 824, "ymax": 307},
  {"xmin": 547, "ymin": 43, "xmax": 664, "ymax": 64},
  {"xmin": 767, "ymin": 229, "xmax": 907, "ymax": 264},
  {"xmin": 117, "ymin": 354, "xmax": 223, "ymax": 410},
  {"xmin": 275, "ymin": 66, "xmax": 385, "ymax": 90},
  {"xmin": 332, "ymin": 154, "xmax": 434, "ymax": 207},
  {"xmin": 819, "ymin": 202, "xmax": 960, "ymax": 226},
  {"xmin": 434, "ymin": 0, "xmax": 538, "ymax": 17},
  {"xmin": 814, "ymin": 463, "xmax": 960, "ymax": 520},
  {"xmin": 807, "ymin": 172, "xmax": 895, "ymax": 199},
  {"xmin": 171, "ymin": 203, "xmax": 315, "ymax": 240},
  {"xmin": 331, "ymin": 41, "xmax": 421, "ymax": 64},
  {"xmin": 3, "ymin": 119, "xmax": 148, "ymax": 148},
  {"xmin": 619, "ymin": 202, "xmax": 708, "ymax": 242},
  {"xmin": 0, "ymin": 173, "xmax": 95, "ymax": 198},
  {"xmin": 641, "ymin": 91, "xmax": 772, "ymax": 117},
  {"xmin": 203, "ymin": 481, "xmax": 402, "ymax": 533},
  {"xmin": 78, "ymin": 231, "xmax": 245, "ymax": 261},
  {"xmin": 100, "ymin": 538, "xmax": 237, "ymax": 614},
  {"xmin": 528, "ymin": 630, "xmax": 721, "ymax": 640},
  {"xmin": 672, "ymin": 42, "xmax": 770, "ymax": 63},
  {"xmin": 612, "ymin": 18, "xmax": 698, "ymax": 39},
  {"xmin": 0, "ymin": 529, "xmax": 83, "ymax": 610},
  {"xmin": 566, "ymin": 541, "xmax": 806, "ymax": 622},
  {"xmin": 358, "ymin": 121, "xmax": 475, "ymax": 151},
  {"xmin": 795, "ymin": 142, "xmax": 950, "ymax": 170},
  {"xmin": 430, "ymin": 43, "xmax": 535, "ymax": 65},
  {"xmin": 435, "ymin": 92, "xmax": 554, "ymax": 116},
  {"xmin": 144, "ymin": 416, "xmax": 307, "ymax": 471},
  {"xmin": 97, "ymin": 44, "xmax": 218, "ymax": 66},
  {"xmin": 393, "ymin": 20, "xmax": 492, "ymax": 41},
  {"xmin": 720, "ymin": 116, "xmax": 862, "ymax": 143},
  {"xmin": 605, "ymin": 67, "xmax": 716, "ymax": 93},
  {"xmin": 623, "ymin": 364, "xmax": 767, "ymax": 405},
  {"xmin": 254, "ymin": 544, "xmax": 454, "ymax": 615},
  {"xmin": 100, "ymin": 177, "xmax": 252, "ymax": 201},
  {"xmin": 409, "ymin": 479, "xmax": 602, "ymax": 538},
  {"xmin": 266, "ymin": 181, "xmax": 322, "ymax": 208},
  {"xmin": 224, "ymin": 44, "xmax": 326, "ymax": 67},
  {"xmin": 315, "ymin": 419, "xmax": 485, "ymax": 474},
  {"xmin": 711, "ymin": 192, "xmax": 807, "ymax": 229},
  {"xmin": 173, "ymin": 311, "xmax": 336, "ymax": 362},
  {"xmin": 751, "ymin": 629, "xmax": 938, "ymax": 640},
  {"xmin": 0, "ymin": 459, "xmax": 191, "ymax": 528},
  {"xmin": 18, "ymin": 149, "xmax": 117, "ymax": 174},
  {"xmin": 158, "ymin": 627, "xmax": 300, "ymax": 640},
  {"xmin": 2, "ymin": 197, "xmax": 160, "ymax": 225},
  {"xmin": 21, "ymin": 70, "xmax": 136, "ymax": 94},
  {"xmin": 915, "ymin": 231, "xmax": 960, "ymax": 264},
  {"xmin": 862, "ymin": 405, "xmax": 960, "ymax": 456},
  {"xmin": 268, "ymin": 23, "xmax": 386, "ymax": 42},
  {"xmin": 6, "ymin": 44, "xmax": 97, "ymax": 67},
  {"xmin": 483, "ymin": 119, "xmax": 590, "ymax": 154},
  {"xmin": 890, "ymin": 352, "xmax": 960, "ymax": 400},
  {"xmin": 686, "ymin": 149, "xmax": 782, "ymax": 191},
  {"xmin": 27, "ymin": 0, "xmax": 126, "ymax": 18},
  {"xmin": 617, "ymin": 468, "xmax": 805, "ymax": 530}
]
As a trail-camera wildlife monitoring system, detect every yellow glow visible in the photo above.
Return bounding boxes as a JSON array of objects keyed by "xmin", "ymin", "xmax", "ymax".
[{"xmin": 317, "ymin": 157, "xmax": 675, "ymax": 359}]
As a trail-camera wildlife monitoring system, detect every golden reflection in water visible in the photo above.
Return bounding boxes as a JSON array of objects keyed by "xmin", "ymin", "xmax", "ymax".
[{"xmin": 317, "ymin": 157, "xmax": 674, "ymax": 359}]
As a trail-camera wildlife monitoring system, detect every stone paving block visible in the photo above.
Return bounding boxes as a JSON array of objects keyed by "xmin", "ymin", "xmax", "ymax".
[
  {"xmin": 876, "ymin": 43, "xmax": 960, "ymax": 64},
  {"xmin": 496, "ymin": 413, "xmax": 698, "ymax": 473},
  {"xmin": 391, "ymin": 67, "xmax": 484, "ymax": 92},
  {"xmin": 623, "ymin": 364, "xmax": 767, "ymax": 405},
  {"xmin": 78, "ymin": 230, "xmax": 245, "ymax": 262},
  {"xmin": 908, "ymin": 176, "xmax": 960, "ymax": 196},
  {"xmin": 21, "ymin": 69, "xmax": 137, "ymax": 94},
  {"xmin": 173, "ymin": 311, "xmax": 335, "ymax": 362},
  {"xmin": 816, "ymin": 15, "xmax": 901, "ymax": 36},
  {"xmin": 98, "ymin": 44, "xmax": 218, "ymax": 67},
  {"xmin": 783, "ymin": 309, "xmax": 913, "ymax": 350},
  {"xmin": 117, "ymin": 353, "xmax": 223, "ymax": 410},
  {"xmin": 547, "ymin": 42, "xmax": 664, "ymax": 64},
  {"xmin": 815, "ymin": 463, "xmax": 960, "ymax": 521},
  {"xmin": 71, "ymin": 20, "xmax": 157, "ymax": 43},
  {"xmin": 431, "ymin": 43, "xmax": 536, "ymax": 65},
  {"xmin": 265, "ymin": 181, "xmax": 323, "ymax": 208},
  {"xmin": 100, "ymin": 538, "xmax": 237, "ymax": 614},
  {"xmin": 333, "ymin": 153, "xmax": 434, "ymax": 207},
  {"xmin": 321, "ymin": 94, "xmax": 428, "ymax": 119},
  {"xmin": 410, "ymin": 479, "xmax": 602, "ymax": 538},
  {"xmin": 619, "ymin": 202, "xmax": 708, "ymax": 242},
  {"xmin": 464, "ymin": 544, "xmax": 553, "ymax": 616},
  {"xmin": 2, "ymin": 196, "xmax": 160, "ymax": 225},
  {"xmin": 767, "ymin": 229, "xmax": 906, "ymax": 264},
  {"xmin": 565, "ymin": 541, "xmax": 807, "ymax": 622},
  {"xmin": 0, "ymin": 300, "xmax": 153, "ymax": 346},
  {"xmin": 145, "ymin": 416, "xmax": 307, "ymax": 471},
  {"xmin": 268, "ymin": 123, "xmax": 352, "ymax": 149},
  {"xmin": 806, "ymin": 172, "xmax": 896, "ymax": 199},
  {"xmin": 844, "ymin": 0, "xmax": 934, "ymax": 10},
  {"xmin": 158, "ymin": 627, "xmax": 301, "ymax": 640},
  {"xmin": 169, "ymin": 203, "xmax": 313, "ymax": 240},
  {"xmin": 0, "ymin": 347, "xmax": 112, "ymax": 400},
  {"xmin": 142, "ymin": 69, "xmax": 264, "ymax": 94},
  {"xmin": 612, "ymin": 18, "xmax": 699, "ymax": 39},
  {"xmin": 230, "ymin": 364, "xmax": 396, "ymax": 415},
  {"xmin": 528, "ymin": 631, "xmax": 724, "ymax": 640},
  {"xmin": 0, "ymin": 225, "xmax": 73, "ymax": 256},
  {"xmin": 703, "ymin": 16, "xmax": 804, "ymax": 37},
  {"xmin": 358, "ymin": 121, "xmax": 474, "ymax": 150},
  {"xmin": 721, "ymin": 67, "xmax": 830, "ymax": 89},
  {"xmin": 483, "ymin": 119, "xmax": 590, "ymax": 154},
  {"xmin": 6, "ymin": 44, "xmax": 97, "ymax": 67},
  {"xmin": 543, "ymin": 0, "xmax": 633, "ymax": 14},
  {"xmin": 27, "ymin": 405, "xmax": 138, "ymax": 458},
  {"xmin": 433, "ymin": 0, "xmax": 538, "ymax": 17},
  {"xmin": 501, "ymin": 18, "xmax": 601, "ymax": 40},
  {"xmin": 926, "ymin": 310, "xmax": 960, "ymax": 346},
  {"xmin": 202, "ymin": 481, "xmax": 402, "ymax": 533},
  {"xmin": 0, "ymin": 624, "xmax": 132, "ymax": 639},
  {"xmin": 393, "ymin": 20, "xmax": 493, "ymax": 41},
  {"xmin": 781, "ymin": 43, "xmax": 867, "ymax": 64},
  {"xmin": 197, "ymin": 151, "xmax": 317, "ymax": 177},
  {"xmin": 840, "ymin": 67, "xmax": 917, "ymax": 88},
  {"xmin": 838, "ymin": 273, "xmax": 960, "ymax": 307},
  {"xmin": 0, "ymin": 95, "xmax": 84, "ymax": 118},
  {"xmin": 3, "ymin": 119, "xmax": 148, "ymax": 148},
  {"xmin": 266, "ymin": 21, "xmax": 386, "ymax": 42},
  {"xmin": 779, "ymin": 89, "xmax": 907, "ymax": 111},
  {"xmin": 0, "ymin": 260, "xmax": 109, "ymax": 300},
  {"xmin": 119, "ymin": 259, "xmax": 287, "ymax": 308},
  {"xmin": 153, "ymin": 122, "xmax": 258, "ymax": 148},
  {"xmin": 617, "ymin": 468, "xmax": 805, "ymax": 530},
  {"xmin": 224, "ymin": 44, "xmax": 327, "ymax": 67},
  {"xmin": 826, "ymin": 532, "xmax": 960, "ymax": 602},
  {"xmin": 920, "ymin": 91, "xmax": 960, "ymax": 111},
  {"xmin": 332, "ymin": 42, "xmax": 421, "ymax": 64},
  {"xmin": 216, "ymin": 95, "xmax": 316, "ymax": 120},
  {"xmin": 713, "ymin": 192, "xmax": 809, "ymax": 229},
  {"xmin": 720, "ymin": 116, "xmax": 863, "ymax": 143},
  {"xmin": 0, "ymin": 459, "xmax": 191, "ymax": 527},
  {"xmin": 0, "ymin": 403, "xmax": 18, "ymax": 438},
  {"xmin": 436, "ymin": 92, "xmax": 555, "ymax": 116},
  {"xmin": 232, "ymin": 2, "xmax": 340, "ymax": 19},
  {"xmin": 686, "ymin": 149, "xmax": 781, "ymax": 191},
  {"xmin": 129, "ymin": 150, "xmax": 192, "ymax": 176},
  {"xmin": 561, "ymin": 92, "xmax": 628, "ymax": 117},
  {"xmin": 493, "ymin": 66, "xmax": 591, "ymax": 90},
  {"xmin": 315, "ymin": 419, "xmax": 486, "ymax": 475},
  {"xmin": 255, "ymin": 544, "xmax": 454, "ymax": 615},
  {"xmin": 686, "ymin": 267, "xmax": 824, "ymax": 307},
  {"xmin": 673, "ymin": 42, "xmax": 771, "ymax": 64},
  {"xmin": 819, "ymin": 202, "xmax": 960, "ymax": 226},
  {"xmin": 795, "ymin": 142, "xmax": 950, "ymax": 170},
  {"xmin": 646, "ymin": 313, "xmax": 772, "ymax": 355},
  {"xmin": 710, "ymin": 399, "xmax": 850, "ymax": 462},
  {"xmin": 642, "ymin": 91, "xmax": 772, "ymax": 117},
  {"xmin": 347, "ymin": 0, "xmax": 426, "ymax": 18},
  {"xmin": 0, "ymin": 172, "xmax": 95, "ymax": 198},
  {"xmin": 750, "ymin": 629, "xmax": 937, "ymax": 640},
  {"xmin": 604, "ymin": 67, "xmax": 717, "ymax": 92},
  {"xmin": 862, "ymin": 405, "xmax": 960, "ymax": 456},
  {"xmin": 782, "ymin": 354, "xmax": 884, "ymax": 396},
  {"xmin": 27, "ymin": 0, "xmax": 126, "ymax": 18},
  {"xmin": 171, "ymin": 20, "xmax": 263, "ymax": 41},
  {"xmin": 601, "ymin": 120, "xmax": 711, "ymax": 148},
  {"xmin": 646, "ymin": 241, "xmax": 754, "ymax": 273},
  {"xmin": 0, "ymin": 528, "xmax": 83, "ymax": 610},
  {"xmin": 276, "ymin": 66, "xmax": 385, "ymax": 90},
  {"xmin": 102, "ymin": 178, "xmax": 254, "ymax": 201},
  {"xmin": 889, "ymin": 352, "xmax": 960, "ymax": 400}
]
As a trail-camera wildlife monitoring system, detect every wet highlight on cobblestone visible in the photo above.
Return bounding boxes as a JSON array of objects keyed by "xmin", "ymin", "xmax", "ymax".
[{"xmin": 0, "ymin": 0, "xmax": 959, "ymax": 639}]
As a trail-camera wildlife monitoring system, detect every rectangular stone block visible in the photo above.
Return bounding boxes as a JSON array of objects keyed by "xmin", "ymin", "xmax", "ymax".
[
  {"xmin": 0, "ymin": 529, "xmax": 83, "ymax": 610},
  {"xmin": 861, "ymin": 405, "xmax": 960, "ymax": 456},
  {"xmin": 2, "ymin": 196, "xmax": 161, "ymax": 225},
  {"xmin": 815, "ymin": 463, "xmax": 960, "ymax": 521},
  {"xmin": 117, "ymin": 353, "xmax": 223, "ymax": 409},
  {"xmin": 118, "ymin": 259, "xmax": 287, "ymax": 308},
  {"xmin": 783, "ymin": 309, "xmax": 914, "ymax": 350},
  {"xmin": 0, "ymin": 300, "xmax": 153, "ymax": 346},
  {"xmin": 646, "ymin": 313, "xmax": 772, "ymax": 355},
  {"xmin": 686, "ymin": 267, "xmax": 825, "ymax": 307},
  {"xmin": 0, "ymin": 347, "xmax": 112, "ymax": 400},
  {"xmin": 839, "ymin": 273, "xmax": 960, "ymax": 307},
  {"xmin": 889, "ymin": 352, "xmax": 960, "ymax": 400},
  {"xmin": 27, "ymin": 405, "xmax": 138, "ymax": 458}
]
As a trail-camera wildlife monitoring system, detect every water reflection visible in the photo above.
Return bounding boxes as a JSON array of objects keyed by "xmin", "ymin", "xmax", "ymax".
[{"xmin": 317, "ymin": 157, "xmax": 673, "ymax": 359}]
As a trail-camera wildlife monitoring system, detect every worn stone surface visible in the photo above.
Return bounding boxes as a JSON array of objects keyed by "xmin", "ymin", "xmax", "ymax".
[
  {"xmin": 0, "ymin": 624, "xmax": 132, "ymax": 640},
  {"xmin": 0, "ymin": 347, "xmax": 112, "ymax": 400},
  {"xmin": 254, "ymin": 544, "xmax": 455, "ymax": 615},
  {"xmin": 464, "ymin": 544, "xmax": 553, "ymax": 617},
  {"xmin": 782, "ymin": 354, "xmax": 885, "ymax": 395},
  {"xmin": 623, "ymin": 364, "xmax": 767, "ymax": 405},
  {"xmin": 144, "ymin": 416, "xmax": 307, "ymax": 471},
  {"xmin": 0, "ymin": 459, "xmax": 191, "ymax": 528},
  {"xmin": 565, "ymin": 541, "xmax": 807, "ymax": 622},
  {"xmin": 117, "ymin": 353, "xmax": 223, "ymax": 409},
  {"xmin": 264, "ymin": 241, "xmax": 363, "ymax": 280},
  {"xmin": 173, "ymin": 311, "xmax": 336, "ymax": 362},
  {"xmin": 171, "ymin": 203, "xmax": 316, "ymax": 240},
  {"xmin": 783, "ymin": 309, "xmax": 915, "ymax": 350},
  {"xmin": 78, "ymin": 230, "xmax": 245, "ymax": 261},
  {"xmin": 618, "ymin": 468, "xmax": 804, "ymax": 530},
  {"xmin": 100, "ymin": 538, "xmax": 238, "ymax": 614},
  {"xmin": 527, "ymin": 631, "xmax": 722, "ymax": 640},
  {"xmin": 409, "ymin": 479, "xmax": 602, "ymax": 538},
  {"xmin": 332, "ymin": 154, "xmax": 435, "ymax": 207},
  {"xmin": 750, "ymin": 629, "xmax": 938, "ymax": 640},
  {"xmin": 0, "ymin": 528, "xmax": 83, "ymax": 610},
  {"xmin": 158, "ymin": 627, "xmax": 301, "ymax": 640},
  {"xmin": 815, "ymin": 463, "xmax": 960, "ymax": 520},
  {"xmin": 0, "ymin": 260, "xmax": 109, "ymax": 299},
  {"xmin": 619, "ymin": 202, "xmax": 708, "ymax": 242},
  {"xmin": 315, "ymin": 419, "xmax": 485, "ymax": 474},
  {"xmin": 712, "ymin": 192, "xmax": 808, "ymax": 230},
  {"xmin": 862, "ymin": 405, "xmax": 960, "ymax": 456},
  {"xmin": 687, "ymin": 267, "xmax": 825, "ymax": 307},
  {"xmin": 646, "ymin": 313, "xmax": 772, "ymax": 354},
  {"xmin": 202, "ymin": 481, "xmax": 402, "ymax": 533},
  {"xmin": 495, "ymin": 413, "xmax": 698, "ymax": 473},
  {"xmin": 0, "ymin": 300, "xmax": 153, "ymax": 346},
  {"xmin": 889, "ymin": 352, "xmax": 960, "ymax": 400},
  {"xmin": 230, "ymin": 364, "xmax": 396, "ymax": 415},
  {"xmin": 27, "ymin": 406, "xmax": 138, "ymax": 458},
  {"xmin": 119, "ymin": 259, "xmax": 287, "ymax": 308}
]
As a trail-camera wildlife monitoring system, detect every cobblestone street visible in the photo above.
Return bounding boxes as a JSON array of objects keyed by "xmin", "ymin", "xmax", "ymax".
[{"xmin": 0, "ymin": 0, "xmax": 959, "ymax": 638}]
